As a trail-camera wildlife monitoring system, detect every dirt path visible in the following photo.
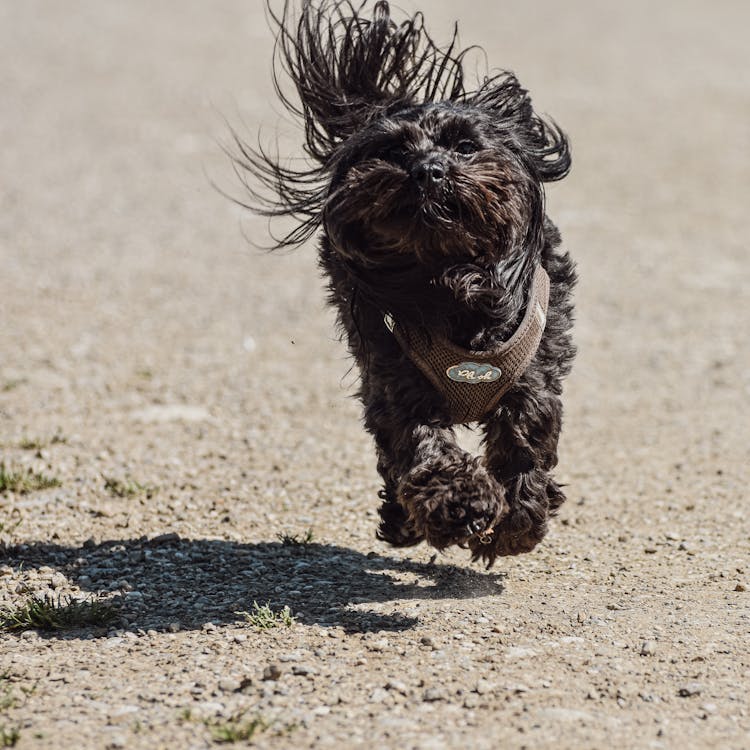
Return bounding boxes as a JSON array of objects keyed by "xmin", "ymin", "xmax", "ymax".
[{"xmin": 1, "ymin": 1, "xmax": 748, "ymax": 748}]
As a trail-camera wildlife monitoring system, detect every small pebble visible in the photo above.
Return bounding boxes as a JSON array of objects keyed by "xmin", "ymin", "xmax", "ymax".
[
  {"xmin": 474, "ymin": 679, "xmax": 493, "ymax": 696},
  {"xmin": 640, "ymin": 640, "xmax": 657, "ymax": 656},
  {"xmin": 385, "ymin": 680, "xmax": 408, "ymax": 695},
  {"xmin": 734, "ymin": 583, "xmax": 746, "ymax": 592},
  {"xmin": 148, "ymin": 532, "xmax": 181, "ymax": 545},
  {"xmin": 263, "ymin": 664, "xmax": 282, "ymax": 681},
  {"xmin": 198, "ymin": 701, "xmax": 224, "ymax": 716},
  {"xmin": 422, "ymin": 688, "xmax": 444, "ymax": 702},
  {"xmin": 369, "ymin": 688, "xmax": 389, "ymax": 703},
  {"xmin": 463, "ymin": 694, "xmax": 479, "ymax": 709},
  {"xmin": 292, "ymin": 664, "xmax": 314, "ymax": 676},
  {"xmin": 218, "ymin": 678, "xmax": 241, "ymax": 693},
  {"xmin": 507, "ymin": 683, "xmax": 529, "ymax": 694},
  {"xmin": 678, "ymin": 682, "xmax": 703, "ymax": 697}
]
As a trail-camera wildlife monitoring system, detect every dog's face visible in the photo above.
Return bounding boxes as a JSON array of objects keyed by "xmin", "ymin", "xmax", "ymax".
[
  {"xmin": 324, "ymin": 103, "xmax": 543, "ymax": 270},
  {"xmin": 233, "ymin": 0, "xmax": 570, "ymax": 276}
]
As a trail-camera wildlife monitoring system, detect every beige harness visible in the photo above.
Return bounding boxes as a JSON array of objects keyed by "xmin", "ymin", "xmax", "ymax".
[{"xmin": 386, "ymin": 265, "xmax": 550, "ymax": 424}]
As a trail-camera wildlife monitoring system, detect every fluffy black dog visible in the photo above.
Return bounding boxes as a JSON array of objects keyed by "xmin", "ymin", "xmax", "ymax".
[{"xmin": 233, "ymin": 0, "xmax": 576, "ymax": 567}]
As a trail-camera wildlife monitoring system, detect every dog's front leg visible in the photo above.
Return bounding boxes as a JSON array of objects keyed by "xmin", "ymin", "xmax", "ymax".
[
  {"xmin": 370, "ymin": 412, "xmax": 506, "ymax": 552},
  {"xmin": 471, "ymin": 382, "xmax": 566, "ymax": 566}
]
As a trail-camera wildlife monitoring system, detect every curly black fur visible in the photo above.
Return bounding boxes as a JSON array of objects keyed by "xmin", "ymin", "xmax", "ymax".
[{"xmin": 232, "ymin": 0, "xmax": 577, "ymax": 567}]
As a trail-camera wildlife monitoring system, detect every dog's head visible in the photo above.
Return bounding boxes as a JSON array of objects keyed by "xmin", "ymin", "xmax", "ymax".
[
  {"xmin": 234, "ymin": 1, "xmax": 569, "ymax": 276},
  {"xmin": 325, "ymin": 99, "xmax": 564, "ymax": 271}
]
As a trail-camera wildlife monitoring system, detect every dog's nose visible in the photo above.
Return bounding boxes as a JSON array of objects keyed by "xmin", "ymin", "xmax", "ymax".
[{"xmin": 413, "ymin": 158, "xmax": 447, "ymax": 187}]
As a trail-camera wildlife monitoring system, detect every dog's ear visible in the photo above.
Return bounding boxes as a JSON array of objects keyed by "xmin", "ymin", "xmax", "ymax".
[
  {"xmin": 269, "ymin": 0, "xmax": 469, "ymax": 164},
  {"xmin": 468, "ymin": 73, "xmax": 570, "ymax": 182}
]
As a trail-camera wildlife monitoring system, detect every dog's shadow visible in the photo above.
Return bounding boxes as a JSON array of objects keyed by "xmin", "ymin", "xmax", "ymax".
[{"xmin": 3, "ymin": 537, "xmax": 505, "ymax": 635}]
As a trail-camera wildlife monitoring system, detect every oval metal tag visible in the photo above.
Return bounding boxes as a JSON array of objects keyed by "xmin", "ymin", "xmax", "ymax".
[{"xmin": 446, "ymin": 362, "xmax": 502, "ymax": 384}]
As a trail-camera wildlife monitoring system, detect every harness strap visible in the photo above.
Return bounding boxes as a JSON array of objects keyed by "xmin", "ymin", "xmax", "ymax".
[{"xmin": 388, "ymin": 265, "xmax": 550, "ymax": 424}]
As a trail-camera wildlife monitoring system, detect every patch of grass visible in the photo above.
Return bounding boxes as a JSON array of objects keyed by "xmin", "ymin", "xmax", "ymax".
[
  {"xmin": 0, "ymin": 726, "xmax": 20, "ymax": 747},
  {"xmin": 0, "ymin": 673, "xmax": 36, "ymax": 711},
  {"xmin": 1, "ymin": 379, "xmax": 27, "ymax": 393},
  {"xmin": 15, "ymin": 433, "xmax": 65, "ymax": 451},
  {"xmin": 209, "ymin": 715, "xmax": 270, "ymax": 744},
  {"xmin": 0, "ymin": 464, "xmax": 61, "ymax": 494},
  {"xmin": 0, "ymin": 674, "xmax": 16, "ymax": 712},
  {"xmin": 103, "ymin": 476, "xmax": 156, "ymax": 498},
  {"xmin": 182, "ymin": 711, "xmax": 296, "ymax": 745},
  {"xmin": 0, "ymin": 516, "xmax": 23, "ymax": 536},
  {"xmin": 0, "ymin": 594, "xmax": 119, "ymax": 632},
  {"xmin": 277, "ymin": 528, "xmax": 314, "ymax": 546},
  {"xmin": 17, "ymin": 438, "xmax": 44, "ymax": 451},
  {"xmin": 0, "ymin": 673, "xmax": 33, "ymax": 747},
  {"xmin": 236, "ymin": 601, "xmax": 295, "ymax": 629}
]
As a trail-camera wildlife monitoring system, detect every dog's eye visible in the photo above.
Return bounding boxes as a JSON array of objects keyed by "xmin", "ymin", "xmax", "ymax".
[
  {"xmin": 384, "ymin": 145, "xmax": 408, "ymax": 163},
  {"xmin": 455, "ymin": 140, "xmax": 478, "ymax": 156}
]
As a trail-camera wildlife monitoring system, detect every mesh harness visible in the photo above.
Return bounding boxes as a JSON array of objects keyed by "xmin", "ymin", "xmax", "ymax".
[{"xmin": 385, "ymin": 265, "xmax": 550, "ymax": 424}]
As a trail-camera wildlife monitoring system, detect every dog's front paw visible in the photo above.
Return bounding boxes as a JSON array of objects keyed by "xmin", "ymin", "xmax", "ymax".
[
  {"xmin": 468, "ymin": 514, "xmax": 546, "ymax": 568},
  {"xmin": 398, "ymin": 455, "xmax": 506, "ymax": 551},
  {"xmin": 468, "ymin": 477, "xmax": 565, "ymax": 566}
]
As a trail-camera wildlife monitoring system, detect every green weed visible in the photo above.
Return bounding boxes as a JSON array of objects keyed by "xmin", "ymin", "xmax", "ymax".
[
  {"xmin": 277, "ymin": 528, "xmax": 314, "ymax": 546},
  {"xmin": 1, "ymin": 379, "xmax": 26, "ymax": 393},
  {"xmin": 0, "ymin": 674, "xmax": 16, "ymax": 712},
  {"xmin": 0, "ymin": 726, "xmax": 19, "ymax": 747},
  {"xmin": 17, "ymin": 438, "xmax": 43, "ymax": 451},
  {"xmin": 0, "ymin": 464, "xmax": 61, "ymax": 494},
  {"xmin": 0, "ymin": 594, "xmax": 118, "ymax": 632},
  {"xmin": 179, "ymin": 707, "xmax": 295, "ymax": 744},
  {"xmin": 0, "ymin": 516, "xmax": 22, "ymax": 536},
  {"xmin": 103, "ymin": 476, "xmax": 156, "ymax": 498},
  {"xmin": 210, "ymin": 715, "xmax": 270, "ymax": 744},
  {"xmin": 236, "ymin": 601, "xmax": 295, "ymax": 629},
  {"xmin": 15, "ymin": 433, "xmax": 65, "ymax": 451}
]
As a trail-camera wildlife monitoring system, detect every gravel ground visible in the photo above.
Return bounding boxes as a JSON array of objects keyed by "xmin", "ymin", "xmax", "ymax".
[{"xmin": 1, "ymin": 1, "xmax": 748, "ymax": 748}]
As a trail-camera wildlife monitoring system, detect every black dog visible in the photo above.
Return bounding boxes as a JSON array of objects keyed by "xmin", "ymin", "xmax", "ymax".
[{"xmin": 232, "ymin": 0, "xmax": 576, "ymax": 567}]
